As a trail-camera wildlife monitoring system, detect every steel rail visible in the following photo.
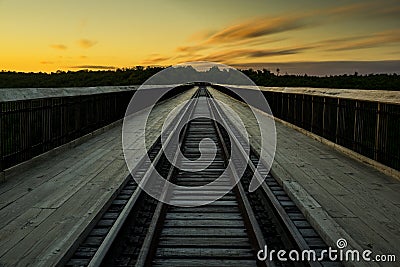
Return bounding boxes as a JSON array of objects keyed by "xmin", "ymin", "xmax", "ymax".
[
  {"xmin": 81, "ymin": 87, "xmax": 201, "ymax": 267},
  {"xmin": 207, "ymin": 87, "xmax": 323, "ymax": 267},
  {"xmin": 134, "ymin": 89, "xmax": 202, "ymax": 266},
  {"xmin": 205, "ymin": 90, "xmax": 274, "ymax": 267}
]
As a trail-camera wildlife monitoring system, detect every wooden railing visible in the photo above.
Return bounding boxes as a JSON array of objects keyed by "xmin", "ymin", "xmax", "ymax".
[
  {"xmin": 213, "ymin": 85, "xmax": 400, "ymax": 171},
  {"xmin": 0, "ymin": 89, "xmax": 134, "ymax": 171},
  {"xmin": 0, "ymin": 85, "xmax": 191, "ymax": 172}
]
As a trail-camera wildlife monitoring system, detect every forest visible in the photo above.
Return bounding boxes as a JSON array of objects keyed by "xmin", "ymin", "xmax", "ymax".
[{"xmin": 0, "ymin": 66, "xmax": 399, "ymax": 90}]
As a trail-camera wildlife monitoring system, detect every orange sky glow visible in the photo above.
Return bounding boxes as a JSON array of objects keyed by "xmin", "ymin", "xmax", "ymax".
[{"xmin": 0, "ymin": 0, "xmax": 399, "ymax": 74}]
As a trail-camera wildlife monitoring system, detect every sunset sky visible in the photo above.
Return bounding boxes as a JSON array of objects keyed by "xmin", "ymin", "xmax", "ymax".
[{"xmin": 1, "ymin": 0, "xmax": 399, "ymax": 74}]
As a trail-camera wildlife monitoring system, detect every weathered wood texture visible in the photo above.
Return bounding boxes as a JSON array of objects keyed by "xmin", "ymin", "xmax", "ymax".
[
  {"xmin": 0, "ymin": 88, "xmax": 196, "ymax": 266},
  {"xmin": 210, "ymin": 87, "xmax": 400, "ymax": 266}
]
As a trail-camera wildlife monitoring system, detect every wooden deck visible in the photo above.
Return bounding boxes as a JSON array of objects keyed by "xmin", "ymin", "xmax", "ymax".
[
  {"xmin": 210, "ymin": 88, "xmax": 399, "ymax": 266},
  {"xmin": 0, "ymin": 87, "xmax": 398, "ymax": 266},
  {"xmin": 0, "ymin": 88, "xmax": 196, "ymax": 266}
]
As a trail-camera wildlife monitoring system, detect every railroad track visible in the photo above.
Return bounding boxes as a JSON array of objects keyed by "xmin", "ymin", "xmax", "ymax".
[{"xmin": 62, "ymin": 86, "xmax": 341, "ymax": 267}]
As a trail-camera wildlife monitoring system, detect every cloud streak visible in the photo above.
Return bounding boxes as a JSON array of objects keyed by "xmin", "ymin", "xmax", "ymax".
[
  {"xmin": 141, "ymin": 55, "xmax": 171, "ymax": 65},
  {"xmin": 70, "ymin": 65, "xmax": 116, "ymax": 70},
  {"xmin": 188, "ymin": 46, "xmax": 313, "ymax": 63},
  {"xmin": 204, "ymin": 16, "xmax": 308, "ymax": 44},
  {"xmin": 78, "ymin": 39, "xmax": 97, "ymax": 49},
  {"xmin": 40, "ymin": 61, "xmax": 54, "ymax": 65},
  {"xmin": 172, "ymin": 28, "xmax": 400, "ymax": 65},
  {"xmin": 184, "ymin": 2, "xmax": 379, "ymax": 47},
  {"xmin": 326, "ymin": 30, "xmax": 400, "ymax": 51},
  {"xmin": 50, "ymin": 44, "xmax": 67, "ymax": 50},
  {"xmin": 140, "ymin": 2, "xmax": 400, "ymax": 66},
  {"xmin": 168, "ymin": 2, "xmax": 382, "ymax": 64},
  {"xmin": 323, "ymin": 2, "xmax": 377, "ymax": 16}
]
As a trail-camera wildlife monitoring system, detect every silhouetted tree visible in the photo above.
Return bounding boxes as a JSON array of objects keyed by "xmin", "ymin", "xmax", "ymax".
[{"xmin": 0, "ymin": 67, "xmax": 399, "ymax": 90}]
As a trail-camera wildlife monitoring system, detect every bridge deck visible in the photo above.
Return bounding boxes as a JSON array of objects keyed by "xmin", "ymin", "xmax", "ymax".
[
  {"xmin": 0, "ymin": 87, "xmax": 398, "ymax": 266},
  {"xmin": 210, "ymin": 88, "xmax": 400, "ymax": 265},
  {"xmin": 0, "ymin": 88, "xmax": 196, "ymax": 266}
]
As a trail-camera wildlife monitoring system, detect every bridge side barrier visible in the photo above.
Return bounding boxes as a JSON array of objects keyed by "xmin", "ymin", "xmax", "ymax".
[
  {"xmin": 212, "ymin": 85, "xmax": 400, "ymax": 172},
  {"xmin": 0, "ymin": 85, "xmax": 192, "ymax": 173}
]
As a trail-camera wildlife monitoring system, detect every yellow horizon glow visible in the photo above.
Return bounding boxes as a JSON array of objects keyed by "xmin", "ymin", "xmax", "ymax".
[{"xmin": 0, "ymin": 0, "xmax": 399, "ymax": 73}]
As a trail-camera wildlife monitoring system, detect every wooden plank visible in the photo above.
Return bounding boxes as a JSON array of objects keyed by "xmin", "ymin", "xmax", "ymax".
[
  {"xmin": 171, "ymin": 186, "xmax": 232, "ymax": 193},
  {"xmin": 40, "ymin": 160, "xmax": 125, "ymax": 209},
  {"xmin": 0, "ymin": 157, "xmax": 71, "ymax": 207},
  {"xmin": 169, "ymin": 206, "xmax": 239, "ymax": 213},
  {"xmin": 155, "ymin": 247, "xmax": 254, "ymax": 258},
  {"xmin": 0, "ymin": 129, "xmax": 118, "ymax": 210},
  {"xmin": 336, "ymin": 217, "xmax": 400, "ymax": 257},
  {"xmin": 170, "ymin": 200, "xmax": 237, "ymax": 206},
  {"xmin": 153, "ymin": 258, "xmax": 256, "ymax": 267},
  {"xmin": 32, "ymin": 151, "xmax": 119, "ymax": 209},
  {"xmin": 0, "ymin": 165, "xmax": 127, "ymax": 266},
  {"xmin": 0, "ymin": 207, "xmax": 54, "ymax": 258},
  {"xmin": 0, "ymin": 167, "xmax": 66, "ymax": 210},
  {"xmin": 210, "ymin": 88, "xmax": 399, "ymax": 267},
  {"xmin": 0, "ymin": 88, "xmax": 199, "ymax": 266},
  {"xmin": 0, "ymin": 148, "xmax": 118, "ymax": 228},
  {"xmin": 165, "ymin": 213, "xmax": 242, "ymax": 220},
  {"xmin": 161, "ymin": 228, "xmax": 248, "ymax": 237},
  {"xmin": 271, "ymin": 123, "xmax": 398, "ymax": 227},
  {"xmin": 273, "ymin": 157, "xmax": 357, "ymax": 219},
  {"xmin": 163, "ymin": 219, "xmax": 244, "ymax": 228},
  {"xmin": 158, "ymin": 237, "xmax": 250, "ymax": 247},
  {"xmin": 171, "ymin": 195, "xmax": 236, "ymax": 201},
  {"xmin": 296, "ymin": 161, "xmax": 400, "ymax": 238},
  {"xmin": 225, "ymin": 96, "xmax": 399, "ymax": 222}
]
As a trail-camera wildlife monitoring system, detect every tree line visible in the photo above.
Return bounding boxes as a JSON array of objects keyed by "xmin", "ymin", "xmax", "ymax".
[{"xmin": 0, "ymin": 66, "xmax": 399, "ymax": 90}]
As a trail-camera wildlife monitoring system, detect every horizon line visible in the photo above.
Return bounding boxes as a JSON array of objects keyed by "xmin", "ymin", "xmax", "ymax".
[{"xmin": 1, "ymin": 60, "xmax": 399, "ymax": 76}]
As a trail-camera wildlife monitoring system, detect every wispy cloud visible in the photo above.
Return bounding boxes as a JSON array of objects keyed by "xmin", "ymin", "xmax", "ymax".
[
  {"xmin": 323, "ymin": 2, "xmax": 377, "ymax": 16},
  {"xmin": 184, "ymin": 2, "xmax": 377, "ymax": 47},
  {"xmin": 50, "ymin": 44, "xmax": 67, "ymax": 50},
  {"xmin": 78, "ymin": 19, "xmax": 88, "ymax": 31},
  {"xmin": 186, "ymin": 29, "xmax": 215, "ymax": 42},
  {"xmin": 374, "ymin": 5, "xmax": 400, "ymax": 17},
  {"xmin": 170, "ymin": 2, "xmax": 380, "ymax": 63},
  {"xmin": 141, "ymin": 55, "xmax": 171, "ymax": 65},
  {"xmin": 71, "ymin": 65, "xmax": 115, "ymax": 70},
  {"xmin": 188, "ymin": 46, "xmax": 312, "ymax": 63},
  {"xmin": 177, "ymin": 35, "xmax": 287, "ymax": 55},
  {"xmin": 204, "ymin": 16, "xmax": 308, "ymax": 45},
  {"xmin": 140, "ymin": 2, "xmax": 400, "ymax": 66},
  {"xmin": 221, "ymin": 36, "xmax": 287, "ymax": 49},
  {"xmin": 176, "ymin": 45, "xmax": 204, "ymax": 53},
  {"xmin": 326, "ymin": 30, "xmax": 400, "ymax": 51},
  {"xmin": 78, "ymin": 39, "xmax": 97, "ymax": 49},
  {"xmin": 322, "ymin": 1, "xmax": 400, "ymax": 19},
  {"xmin": 40, "ymin": 61, "xmax": 54, "ymax": 65}
]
